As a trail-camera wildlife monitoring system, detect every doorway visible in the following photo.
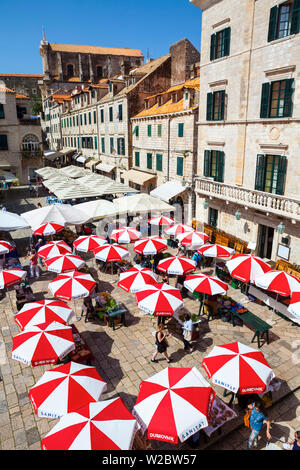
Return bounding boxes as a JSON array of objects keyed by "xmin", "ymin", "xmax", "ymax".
[{"xmin": 257, "ymin": 225, "xmax": 274, "ymax": 259}]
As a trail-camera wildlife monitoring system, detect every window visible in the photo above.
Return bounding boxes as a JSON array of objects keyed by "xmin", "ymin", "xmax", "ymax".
[
  {"xmin": 268, "ymin": 1, "xmax": 300, "ymax": 42},
  {"xmin": 80, "ymin": 114, "xmax": 82, "ymax": 126},
  {"xmin": 210, "ymin": 27, "xmax": 231, "ymax": 60},
  {"xmin": 0, "ymin": 104, "xmax": 5, "ymax": 119},
  {"xmin": 118, "ymin": 104, "xmax": 123, "ymax": 121},
  {"xmin": 76, "ymin": 115, "xmax": 79, "ymax": 126},
  {"xmin": 84, "ymin": 114, "xmax": 87, "ymax": 125},
  {"xmin": 91, "ymin": 90, "xmax": 96, "ymax": 99},
  {"xmin": 147, "ymin": 153, "xmax": 152, "ymax": 169},
  {"xmin": 109, "ymin": 82, "xmax": 113, "ymax": 93},
  {"xmin": 94, "ymin": 136, "xmax": 98, "ymax": 150},
  {"xmin": 156, "ymin": 154, "xmax": 163, "ymax": 172},
  {"xmin": 67, "ymin": 64, "xmax": 74, "ymax": 77},
  {"xmin": 255, "ymin": 154, "xmax": 287, "ymax": 195},
  {"xmin": 206, "ymin": 90, "xmax": 225, "ymax": 121},
  {"xmin": 93, "ymin": 110, "xmax": 97, "ymax": 124},
  {"xmin": 157, "ymin": 124, "xmax": 162, "ymax": 137},
  {"xmin": 260, "ymin": 79, "xmax": 294, "ymax": 118},
  {"xmin": 135, "ymin": 151, "xmax": 140, "ymax": 167},
  {"xmin": 176, "ymin": 157, "xmax": 184, "ymax": 176},
  {"xmin": 132, "ymin": 125, "xmax": 139, "ymax": 137},
  {"xmin": 203, "ymin": 150, "xmax": 224, "ymax": 182},
  {"xmin": 147, "ymin": 125, "xmax": 152, "ymax": 137},
  {"xmin": 117, "ymin": 137, "xmax": 125, "ymax": 155},
  {"xmin": 100, "ymin": 109, "xmax": 104, "ymax": 123},
  {"xmin": 178, "ymin": 123, "xmax": 184, "ymax": 137},
  {"xmin": 22, "ymin": 134, "xmax": 40, "ymax": 151},
  {"xmin": 88, "ymin": 112, "xmax": 91, "ymax": 125},
  {"xmin": 32, "ymin": 88, "xmax": 37, "ymax": 95},
  {"xmin": 97, "ymin": 66, "xmax": 103, "ymax": 78},
  {"xmin": 101, "ymin": 137, "xmax": 105, "ymax": 153},
  {"xmin": 73, "ymin": 116, "xmax": 75, "ymax": 127},
  {"xmin": 110, "ymin": 137, "xmax": 114, "ymax": 154},
  {"xmin": 185, "ymin": 92, "xmax": 189, "ymax": 101},
  {"xmin": 109, "ymin": 107, "xmax": 113, "ymax": 122},
  {"xmin": 208, "ymin": 208, "xmax": 218, "ymax": 228},
  {"xmin": 77, "ymin": 137, "xmax": 80, "ymax": 148}
]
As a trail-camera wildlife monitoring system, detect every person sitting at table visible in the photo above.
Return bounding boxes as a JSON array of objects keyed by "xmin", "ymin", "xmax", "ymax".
[
  {"xmin": 83, "ymin": 225, "xmax": 92, "ymax": 235},
  {"xmin": 81, "ymin": 297, "xmax": 95, "ymax": 321}
]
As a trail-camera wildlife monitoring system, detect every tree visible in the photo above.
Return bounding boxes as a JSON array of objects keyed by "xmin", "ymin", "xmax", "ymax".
[{"xmin": 31, "ymin": 101, "xmax": 43, "ymax": 116}]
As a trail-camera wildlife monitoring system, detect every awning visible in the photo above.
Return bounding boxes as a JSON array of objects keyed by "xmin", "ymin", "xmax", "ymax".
[
  {"xmin": 43, "ymin": 151, "xmax": 64, "ymax": 162},
  {"xmin": 0, "ymin": 170, "xmax": 18, "ymax": 183},
  {"xmin": 76, "ymin": 155, "xmax": 90, "ymax": 164},
  {"xmin": 150, "ymin": 181, "xmax": 188, "ymax": 202},
  {"xmin": 85, "ymin": 160, "xmax": 97, "ymax": 169},
  {"xmin": 123, "ymin": 169, "xmax": 156, "ymax": 185},
  {"xmin": 95, "ymin": 163, "xmax": 116, "ymax": 173},
  {"xmin": 72, "ymin": 152, "xmax": 81, "ymax": 160}
]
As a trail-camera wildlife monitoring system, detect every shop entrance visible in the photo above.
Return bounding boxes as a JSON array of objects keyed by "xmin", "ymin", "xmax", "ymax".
[{"xmin": 257, "ymin": 224, "xmax": 274, "ymax": 259}]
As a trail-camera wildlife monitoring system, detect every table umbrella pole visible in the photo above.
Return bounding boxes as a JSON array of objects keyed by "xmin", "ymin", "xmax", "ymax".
[{"xmin": 268, "ymin": 293, "xmax": 278, "ymax": 325}]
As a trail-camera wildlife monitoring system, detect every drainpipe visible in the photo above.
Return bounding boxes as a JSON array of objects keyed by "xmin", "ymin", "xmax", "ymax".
[{"xmin": 167, "ymin": 116, "xmax": 171, "ymax": 181}]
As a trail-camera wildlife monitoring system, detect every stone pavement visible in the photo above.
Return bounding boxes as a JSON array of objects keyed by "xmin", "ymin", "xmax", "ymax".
[{"xmin": 0, "ymin": 193, "xmax": 299, "ymax": 450}]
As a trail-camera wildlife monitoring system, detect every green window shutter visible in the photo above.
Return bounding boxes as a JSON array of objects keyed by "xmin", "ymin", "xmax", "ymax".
[
  {"xmin": 291, "ymin": 0, "xmax": 300, "ymax": 34},
  {"xmin": 0, "ymin": 135, "xmax": 8, "ymax": 150},
  {"xmin": 135, "ymin": 152, "xmax": 140, "ymax": 167},
  {"xmin": 147, "ymin": 125, "xmax": 152, "ymax": 137},
  {"xmin": 210, "ymin": 34, "xmax": 216, "ymax": 61},
  {"xmin": 109, "ymin": 107, "xmax": 113, "ymax": 121},
  {"xmin": 177, "ymin": 157, "xmax": 183, "ymax": 176},
  {"xmin": 110, "ymin": 137, "xmax": 114, "ymax": 153},
  {"xmin": 93, "ymin": 110, "xmax": 96, "ymax": 124},
  {"xmin": 76, "ymin": 115, "xmax": 78, "ymax": 126},
  {"xmin": 276, "ymin": 156, "xmax": 287, "ymax": 195},
  {"xmin": 260, "ymin": 83, "xmax": 271, "ymax": 118},
  {"xmin": 94, "ymin": 136, "xmax": 98, "ymax": 150},
  {"xmin": 80, "ymin": 115, "xmax": 82, "ymax": 125},
  {"xmin": 206, "ymin": 93, "xmax": 213, "ymax": 121},
  {"xmin": 255, "ymin": 154, "xmax": 267, "ymax": 191},
  {"xmin": 220, "ymin": 91, "xmax": 225, "ymax": 120},
  {"xmin": 118, "ymin": 104, "xmax": 123, "ymax": 121},
  {"xmin": 223, "ymin": 27, "xmax": 231, "ymax": 56},
  {"xmin": 132, "ymin": 125, "xmax": 139, "ymax": 136},
  {"xmin": 73, "ymin": 116, "xmax": 75, "ymax": 126},
  {"xmin": 147, "ymin": 153, "xmax": 152, "ymax": 169},
  {"xmin": 216, "ymin": 151, "xmax": 225, "ymax": 182},
  {"xmin": 157, "ymin": 124, "xmax": 162, "ymax": 137},
  {"xmin": 156, "ymin": 154, "xmax": 163, "ymax": 172},
  {"xmin": 84, "ymin": 114, "xmax": 87, "ymax": 125},
  {"xmin": 178, "ymin": 123, "xmax": 184, "ymax": 137},
  {"xmin": 268, "ymin": 5, "xmax": 278, "ymax": 42},
  {"xmin": 88, "ymin": 112, "xmax": 91, "ymax": 124},
  {"xmin": 100, "ymin": 109, "xmax": 104, "ymax": 122},
  {"xmin": 203, "ymin": 150, "xmax": 211, "ymax": 177},
  {"xmin": 101, "ymin": 137, "xmax": 105, "ymax": 153},
  {"xmin": 77, "ymin": 137, "xmax": 79, "ymax": 148},
  {"xmin": 283, "ymin": 78, "xmax": 294, "ymax": 117}
]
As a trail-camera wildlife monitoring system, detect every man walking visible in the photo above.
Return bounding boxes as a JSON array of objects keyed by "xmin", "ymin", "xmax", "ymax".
[{"xmin": 247, "ymin": 401, "xmax": 271, "ymax": 449}]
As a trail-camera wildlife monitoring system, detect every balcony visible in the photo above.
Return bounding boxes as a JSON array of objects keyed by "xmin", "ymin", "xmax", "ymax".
[{"xmin": 195, "ymin": 177, "xmax": 300, "ymax": 221}]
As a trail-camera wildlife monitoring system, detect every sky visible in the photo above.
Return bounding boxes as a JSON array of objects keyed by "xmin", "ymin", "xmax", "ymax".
[{"xmin": 0, "ymin": 0, "xmax": 202, "ymax": 74}]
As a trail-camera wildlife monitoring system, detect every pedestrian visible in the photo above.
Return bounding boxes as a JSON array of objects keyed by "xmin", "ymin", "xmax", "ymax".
[
  {"xmin": 34, "ymin": 238, "xmax": 45, "ymax": 267},
  {"xmin": 176, "ymin": 244, "xmax": 185, "ymax": 256},
  {"xmin": 247, "ymin": 401, "xmax": 271, "ymax": 449},
  {"xmin": 34, "ymin": 184, "xmax": 39, "ymax": 197},
  {"xmin": 180, "ymin": 313, "xmax": 193, "ymax": 352},
  {"xmin": 37, "ymin": 202, "xmax": 42, "ymax": 208},
  {"xmin": 0, "ymin": 204, "xmax": 6, "ymax": 212},
  {"xmin": 151, "ymin": 324, "xmax": 171, "ymax": 363},
  {"xmin": 29, "ymin": 249, "xmax": 40, "ymax": 278},
  {"xmin": 286, "ymin": 431, "xmax": 300, "ymax": 450},
  {"xmin": 192, "ymin": 250, "xmax": 202, "ymax": 269}
]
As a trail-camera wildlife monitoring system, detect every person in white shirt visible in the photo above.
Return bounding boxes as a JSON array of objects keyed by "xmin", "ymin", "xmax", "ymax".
[{"xmin": 181, "ymin": 313, "xmax": 193, "ymax": 351}]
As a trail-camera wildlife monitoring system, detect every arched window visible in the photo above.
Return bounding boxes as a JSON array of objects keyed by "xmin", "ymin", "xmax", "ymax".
[
  {"xmin": 96, "ymin": 66, "xmax": 103, "ymax": 79},
  {"xmin": 22, "ymin": 134, "xmax": 40, "ymax": 151},
  {"xmin": 67, "ymin": 64, "xmax": 74, "ymax": 78}
]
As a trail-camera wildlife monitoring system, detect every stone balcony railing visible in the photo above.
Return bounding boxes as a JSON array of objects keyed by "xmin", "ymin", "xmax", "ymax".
[{"xmin": 195, "ymin": 177, "xmax": 300, "ymax": 221}]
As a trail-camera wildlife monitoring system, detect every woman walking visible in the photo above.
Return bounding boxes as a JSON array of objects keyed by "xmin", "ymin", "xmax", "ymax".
[{"xmin": 151, "ymin": 325, "xmax": 171, "ymax": 363}]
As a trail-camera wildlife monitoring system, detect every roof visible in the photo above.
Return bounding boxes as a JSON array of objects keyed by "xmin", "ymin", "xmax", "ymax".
[
  {"xmin": 150, "ymin": 181, "xmax": 188, "ymax": 203},
  {"xmin": 15, "ymin": 94, "xmax": 30, "ymax": 100},
  {"xmin": 49, "ymin": 43, "xmax": 143, "ymax": 58},
  {"xmin": 0, "ymin": 74, "xmax": 43, "ymax": 78},
  {"xmin": 0, "ymin": 87, "xmax": 15, "ymax": 94}
]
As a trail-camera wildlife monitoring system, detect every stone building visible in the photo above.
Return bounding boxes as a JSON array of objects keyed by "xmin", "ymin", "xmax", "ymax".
[
  {"xmin": 191, "ymin": 0, "xmax": 300, "ymax": 264},
  {"xmin": 0, "ymin": 86, "xmax": 43, "ymax": 184},
  {"xmin": 0, "ymin": 74, "xmax": 43, "ymax": 115}
]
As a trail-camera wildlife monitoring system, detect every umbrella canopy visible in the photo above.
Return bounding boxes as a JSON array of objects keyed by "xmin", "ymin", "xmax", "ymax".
[
  {"xmin": 0, "ymin": 268, "xmax": 27, "ymax": 289},
  {"xmin": 29, "ymin": 361, "xmax": 107, "ymax": 419},
  {"xmin": 184, "ymin": 274, "xmax": 228, "ymax": 296},
  {"xmin": 157, "ymin": 256, "xmax": 196, "ymax": 276},
  {"xmin": 135, "ymin": 282, "xmax": 183, "ymax": 316},
  {"xmin": 134, "ymin": 236, "xmax": 168, "ymax": 256},
  {"xmin": 177, "ymin": 231, "xmax": 209, "ymax": 248},
  {"xmin": 14, "ymin": 299, "xmax": 74, "ymax": 331},
  {"xmin": 198, "ymin": 244, "xmax": 235, "ymax": 258},
  {"xmin": 226, "ymin": 254, "xmax": 272, "ymax": 283},
  {"xmin": 41, "ymin": 398, "xmax": 137, "ymax": 450},
  {"xmin": 164, "ymin": 224, "xmax": 194, "ymax": 237},
  {"xmin": 118, "ymin": 265, "xmax": 158, "ymax": 293},
  {"xmin": 148, "ymin": 216, "xmax": 175, "ymax": 226},
  {"xmin": 74, "ymin": 199, "xmax": 116, "ymax": 221},
  {"xmin": 48, "ymin": 271, "xmax": 96, "ymax": 301},
  {"xmin": 255, "ymin": 270, "xmax": 300, "ymax": 297},
  {"xmin": 44, "ymin": 254, "xmax": 85, "ymax": 274},
  {"xmin": 21, "ymin": 203, "xmax": 91, "ymax": 229},
  {"xmin": 33, "ymin": 221, "xmax": 65, "ymax": 237},
  {"xmin": 12, "ymin": 321, "xmax": 75, "ymax": 367},
  {"xmin": 133, "ymin": 367, "xmax": 215, "ymax": 444},
  {"xmin": 73, "ymin": 235, "xmax": 106, "ymax": 253},
  {"xmin": 0, "ymin": 210, "xmax": 30, "ymax": 231},
  {"xmin": 0, "ymin": 240, "xmax": 14, "ymax": 255},
  {"xmin": 37, "ymin": 240, "xmax": 72, "ymax": 260},
  {"xmin": 202, "ymin": 341, "xmax": 275, "ymax": 395},
  {"xmin": 111, "ymin": 226, "xmax": 142, "ymax": 244},
  {"xmin": 112, "ymin": 193, "xmax": 174, "ymax": 216},
  {"xmin": 93, "ymin": 243, "xmax": 129, "ymax": 262},
  {"xmin": 288, "ymin": 291, "xmax": 300, "ymax": 321}
]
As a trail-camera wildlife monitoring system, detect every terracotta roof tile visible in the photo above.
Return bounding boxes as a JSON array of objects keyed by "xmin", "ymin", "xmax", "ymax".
[
  {"xmin": 15, "ymin": 94, "xmax": 30, "ymax": 100},
  {"xmin": 49, "ymin": 43, "xmax": 143, "ymax": 58},
  {"xmin": 0, "ymin": 86, "xmax": 15, "ymax": 94},
  {"xmin": 0, "ymin": 74, "xmax": 43, "ymax": 78}
]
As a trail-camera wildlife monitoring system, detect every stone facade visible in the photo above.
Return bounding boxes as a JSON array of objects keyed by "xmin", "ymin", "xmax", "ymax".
[
  {"xmin": 191, "ymin": 0, "xmax": 300, "ymax": 263},
  {"xmin": 0, "ymin": 74, "xmax": 43, "ymax": 115}
]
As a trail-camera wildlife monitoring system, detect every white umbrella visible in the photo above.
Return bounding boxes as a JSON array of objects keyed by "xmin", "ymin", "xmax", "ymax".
[
  {"xmin": 21, "ymin": 204, "xmax": 91, "ymax": 229},
  {"xmin": 0, "ymin": 210, "xmax": 30, "ymax": 231},
  {"xmin": 74, "ymin": 199, "xmax": 116, "ymax": 220}
]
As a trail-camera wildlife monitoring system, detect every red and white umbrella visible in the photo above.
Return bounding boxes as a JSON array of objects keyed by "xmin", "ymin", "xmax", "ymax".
[
  {"xmin": 33, "ymin": 222, "xmax": 64, "ymax": 237},
  {"xmin": 226, "ymin": 254, "xmax": 272, "ymax": 283},
  {"xmin": 0, "ymin": 268, "xmax": 27, "ymax": 289},
  {"xmin": 134, "ymin": 236, "xmax": 168, "ymax": 256},
  {"xmin": 0, "ymin": 240, "xmax": 14, "ymax": 255},
  {"xmin": 12, "ymin": 321, "xmax": 75, "ymax": 367},
  {"xmin": 118, "ymin": 265, "xmax": 158, "ymax": 293},
  {"xmin": 133, "ymin": 367, "xmax": 215, "ymax": 444},
  {"xmin": 48, "ymin": 271, "xmax": 96, "ymax": 301},
  {"xmin": 177, "ymin": 231, "xmax": 209, "ymax": 248},
  {"xmin": 73, "ymin": 235, "xmax": 106, "ymax": 253},
  {"xmin": 255, "ymin": 270, "xmax": 300, "ymax": 297},
  {"xmin": 111, "ymin": 226, "xmax": 142, "ymax": 244},
  {"xmin": 157, "ymin": 256, "xmax": 196, "ymax": 276},
  {"xmin": 41, "ymin": 398, "xmax": 137, "ymax": 450},
  {"xmin": 14, "ymin": 299, "xmax": 75, "ymax": 331},
  {"xmin": 44, "ymin": 254, "xmax": 85, "ymax": 273},
  {"xmin": 184, "ymin": 274, "xmax": 228, "ymax": 296},
  {"xmin": 37, "ymin": 240, "xmax": 72, "ymax": 260},
  {"xmin": 93, "ymin": 243, "xmax": 129, "ymax": 262},
  {"xmin": 288, "ymin": 292, "xmax": 300, "ymax": 322},
  {"xmin": 198, "ymin": 244, "xmax": 235, "ymax": 258},
  {"xmin": 202, "ymin": 342, "xmax": 275, "ymax": 395},
  {"xmin": 148, "ymin": 216, "xmax": 175, "ymax": 227},
  {"xmin": 135, "ymin": 282, "xmax": 183, "ymax": 316},
  {"xmin": 29, "ymin": 361, "xmax": 107, "ymax": 419},
  {"xmin": 164, "ymin": 224, "xmax": 194, "ymax": 237}
]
